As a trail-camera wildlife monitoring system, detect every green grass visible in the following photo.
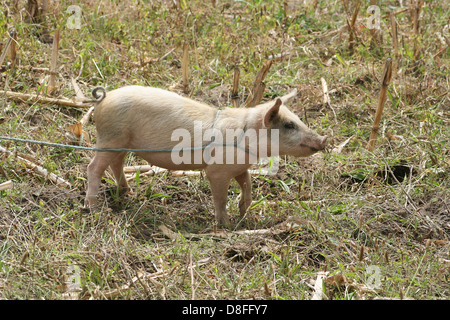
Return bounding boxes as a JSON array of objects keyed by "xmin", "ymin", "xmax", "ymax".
[{"xmin": 0, "ymin": 0, "xmax": 449, "ymax": 300}]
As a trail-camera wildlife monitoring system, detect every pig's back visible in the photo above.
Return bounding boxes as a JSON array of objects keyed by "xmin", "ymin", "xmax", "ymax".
[
  {"xmin": 96, "ymin": 85, "xmax": 213, "ymax": 115},
  {"xmin": 93, "ymin": 86, "xmax": 217, "ymax": 148}
]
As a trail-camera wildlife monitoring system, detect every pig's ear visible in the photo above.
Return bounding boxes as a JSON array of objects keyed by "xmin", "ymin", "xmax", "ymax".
[{"xmin": 263, "ymin": 98, "xmax": 282, "ymax": 127}]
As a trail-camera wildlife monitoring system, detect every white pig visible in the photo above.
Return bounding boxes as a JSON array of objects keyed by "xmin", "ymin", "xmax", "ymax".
[{"xmin": 85, "ymin": 86, "xmax": 327, "ymax": 226}]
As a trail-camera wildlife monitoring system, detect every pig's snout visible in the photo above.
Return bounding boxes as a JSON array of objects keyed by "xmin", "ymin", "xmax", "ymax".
[
  {"xmin": 317, "ymin": 135, "xmax": 327, "ymax": 151},
  {"xmin": 306, "ymin": 134, "xmax": 327, "ymax": 152},
  {"xmin": 296, "ymin": 132, "xmax": 327, "ymax": 157}
]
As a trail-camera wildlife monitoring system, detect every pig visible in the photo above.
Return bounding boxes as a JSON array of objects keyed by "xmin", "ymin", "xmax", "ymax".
[{"xmin": 85, "ymin": 85, "xmax": 327, "ymax": 227}]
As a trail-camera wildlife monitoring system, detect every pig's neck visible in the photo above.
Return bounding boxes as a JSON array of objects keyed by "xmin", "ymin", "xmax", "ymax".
[
  {"xmin": 214, "ymin": 107, "xmax": 278, "ymax": 159},
  {"xmin": 215, "ymin": 107, "xmax": 260, "ymax": 131}
]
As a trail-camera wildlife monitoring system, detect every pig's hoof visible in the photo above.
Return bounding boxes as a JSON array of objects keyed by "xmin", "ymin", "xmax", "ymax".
[
  {"xmin": 84, "ymin": 197, "xmax": 98, "ymax": 212},
  {"xmin": 106, "ymin": 186, "xmax": 131, "ymax": 196},
  {"xmin": 217, "ymin": 217, "xmax": 232, "ymax": 229},
  {"xmin": 119, "ymin": 186, "xmax": 131, "ymax": 195}
]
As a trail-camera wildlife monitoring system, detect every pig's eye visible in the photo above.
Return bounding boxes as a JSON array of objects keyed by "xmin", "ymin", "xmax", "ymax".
[{"xmin": 284, "ymin": 121, "xmax": 297, "ymax": 130}]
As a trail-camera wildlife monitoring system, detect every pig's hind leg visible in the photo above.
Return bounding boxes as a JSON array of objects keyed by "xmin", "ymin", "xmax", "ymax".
[{"xmin": 85, "ymin": 151, "xmax": 122, "ymax": 210}]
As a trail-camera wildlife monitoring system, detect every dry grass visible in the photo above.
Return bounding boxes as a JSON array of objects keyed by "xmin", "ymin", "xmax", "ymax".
[{"xmin": 0, "ymin": 0, "xmax": 448, "ymax": 300}]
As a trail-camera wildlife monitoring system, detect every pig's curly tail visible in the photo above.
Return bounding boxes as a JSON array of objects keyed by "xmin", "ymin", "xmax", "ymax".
[{"xmin": 92, "ymin": 86, "xmax": 106, "ymax": 102}]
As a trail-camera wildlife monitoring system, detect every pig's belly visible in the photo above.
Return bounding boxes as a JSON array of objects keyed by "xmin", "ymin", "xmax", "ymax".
[{"xmin": 135, "ymin": 151, "xmax": 207, "ymax": 170}]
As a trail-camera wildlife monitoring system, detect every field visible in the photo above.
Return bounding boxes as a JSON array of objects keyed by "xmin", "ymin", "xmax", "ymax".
[{"xmin": 0, "ymin": 0, "xmax": 448, "ymax": 300}]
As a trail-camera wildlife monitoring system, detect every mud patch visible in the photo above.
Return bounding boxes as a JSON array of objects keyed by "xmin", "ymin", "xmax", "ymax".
[{"xmin": 364, "ymin": 194, "xmax": 450, "ymax": 243}]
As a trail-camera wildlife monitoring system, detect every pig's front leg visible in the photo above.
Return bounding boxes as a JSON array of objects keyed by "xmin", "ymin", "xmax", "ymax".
[
  {"xmin": 109, "ymin": 151, "xmax": 130, "ymax": 195},
  {"xmin": 234, "ymin": 170, "xmax": 252, "ymax": 216},
  {"xmin": 205, "ymin": 167, "xmax": 232, "ymax": 227}
]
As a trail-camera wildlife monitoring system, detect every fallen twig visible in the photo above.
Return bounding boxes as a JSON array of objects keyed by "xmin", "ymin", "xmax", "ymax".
[
  {"xmin": 0, "ymin": 180, "xmax": 13, "ymax": 191},
  {"xmin": 123, "ymin": 165, "xmax": 153, "ymax": 174},
  {"xmin": 267, "ymin": 52, "xmax": 292, "ymax": 62},
  {"xmin": 124, "ymin": 165, "xmax": 280, "ymax": 181},
  {"xmin": 320, "ymin": 77, "xmax": 337, "ymax": 122},
  {"xmin": 321, "ymin": 77, "xmax": 331, "ymax": 106},
  {"xmin": 0, "ymin": 90, "xmax": 92, "ymax": 108},
  {"xmin": 126, "ymin": 166, "xmax": 202, "ymax": 180},
  {"xmin": 372, "ymin": 296, "xmax": 414, "ymax": 300},
  {"xmin": 0, "ymin": 145, "xmax": 72, "ymax": 188},
  {"xmin": 71, "ymin": 77, "xmax": 88, "ymax": 102},
  {"xmin": 158, "ymin": 216, "xmax": 308, "ymax": 241},
  {"xmin": 381, "ymin": 8, "xmax": 408, "ymax": 19},
  {"xmin": 159, "ymin": 47, "xmax": 175, "ymax": 62},
  {"xmin": 311, "ymin": 271, "xmax": 329, "ymax": 300},
  {"xmin": 101, "ymin": 270, "xmax": 168, "ymax": 299},
  {"xmin": 80, "ymin": 106, "xmax": 94, "ymax": 126},
  {"xmin": 332, "ymin": 136, "xmax": 353, "ymax": 154},
  {"xmin": 158, "ymin": 224, "xmax": 182, "ymax": 241}
]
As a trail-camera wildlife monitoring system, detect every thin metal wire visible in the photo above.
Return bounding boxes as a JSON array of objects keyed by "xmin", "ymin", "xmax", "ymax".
[
  {"xmin": 0, "ymin": 109, "xmax": 259, "ymax": 155},
  {"xmin": 0, "ymin": 132, "xmax": 254, "ymax": 155},
  {"xmin": 0, "ymin": 136, "xmax": 206, "ymax": 152},
  {"xmin": 0, "ymin": 110, "xmax": 223, "ymax": 153}
]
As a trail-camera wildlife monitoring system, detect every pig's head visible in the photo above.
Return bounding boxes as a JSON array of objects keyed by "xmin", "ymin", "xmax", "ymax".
[{"xmin": 256, "ymin": 90, "xmax": 327, "ymax": 158}]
